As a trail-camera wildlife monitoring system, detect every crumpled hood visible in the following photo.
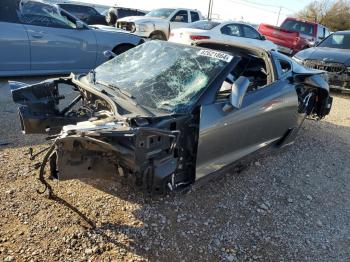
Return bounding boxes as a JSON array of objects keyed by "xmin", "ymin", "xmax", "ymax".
[
  {"xmin": 296, "ymin": 47, "xmax": 350, "ymax": 65},
  {"xmin": 118, "ymin": 16, "xmax": 167, "ymax": 24}
]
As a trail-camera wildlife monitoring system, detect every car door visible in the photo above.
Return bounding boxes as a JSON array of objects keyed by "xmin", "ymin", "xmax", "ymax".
[
  {"xmin": 170, "ymin": 10, "xmax": 190, "ymax": 30},
  {"xmin": 0, "ymin": 1, "xmax": 30, "ymax": 74},
  {"xmin": 195, "ymin": 58, "xmax": 299, "ymax": 179},
  {"xmin": 19, "ymin": 1, "xmax": 97, "ymax": 73}
]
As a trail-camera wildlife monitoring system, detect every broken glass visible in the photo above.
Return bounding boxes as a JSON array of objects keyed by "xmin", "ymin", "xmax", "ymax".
[{"xmin": 95, "ymin": 41, "xmax": 232, "ymax": 113}]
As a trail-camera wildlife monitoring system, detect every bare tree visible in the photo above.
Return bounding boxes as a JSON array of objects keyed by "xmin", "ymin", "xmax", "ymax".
[
  {"xmin": 296, "ymin": 0, "xmax": 350, "ymax": 31},
  {"xmin": 296, "ymin": 0, "xmax": 331, "ymax": 23}
]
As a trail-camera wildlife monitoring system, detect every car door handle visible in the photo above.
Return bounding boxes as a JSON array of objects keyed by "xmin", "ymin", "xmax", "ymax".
[{"xmin": 31, "ymin": 34, "xmax": 43, "ymax": 39}]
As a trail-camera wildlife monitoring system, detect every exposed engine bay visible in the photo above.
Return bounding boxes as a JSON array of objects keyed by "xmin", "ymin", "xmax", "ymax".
[{"xmin": 11, "ymin": 77, "xmax": 199, "ymax": 194}]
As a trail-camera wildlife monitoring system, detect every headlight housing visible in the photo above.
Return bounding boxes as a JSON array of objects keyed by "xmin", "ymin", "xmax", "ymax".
[
  {"xmin": 293, "ymin": 56, "xmax": 304, "ymax": 65},
  {"xmin": 130, "ymin": 23, "xmax": 136, "ymax": 33},
  {"xmin": 136, "ymin": 24, "xmax": 148, "ymax": 32}
]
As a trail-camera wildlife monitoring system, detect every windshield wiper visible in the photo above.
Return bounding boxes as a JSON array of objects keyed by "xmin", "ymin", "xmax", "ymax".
[
  {"xmin": 95, "ymin": 80, "xmax": 134, "ymax": 99},
  {"xmin": 89, "ymin": 69, "xmax": 96, "ymax": 84},
  {"xmin": 95, "ymin": 80, "xmax": 154, "ymax": 116}
]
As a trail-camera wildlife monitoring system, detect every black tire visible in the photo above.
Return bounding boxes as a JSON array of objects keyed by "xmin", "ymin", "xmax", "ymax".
[
  {"xmin": 106, "ymin": 10, "xmax": 117, "ymax": 26},
  {"xmin": 150, "ymin": 31, "xmax": 167, "ymax": 41},
  {"xmin": 112, "ymin": 44, "xmax": 134, "ymax": 56}
]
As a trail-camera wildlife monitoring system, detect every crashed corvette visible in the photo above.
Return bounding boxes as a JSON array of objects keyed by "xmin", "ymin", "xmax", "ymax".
[{"xmin": 11, "ymin": 41, "xmax": 333, "ymax": 194}]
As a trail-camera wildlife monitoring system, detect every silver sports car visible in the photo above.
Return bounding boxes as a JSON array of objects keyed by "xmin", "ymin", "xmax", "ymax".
[
  {"xmin": 11, "ymin": 41, "xmax": 333, "ymax": 195},
  {"xmin": 0, "ymin": 0, "xmax": 142, "ymax": 77}
]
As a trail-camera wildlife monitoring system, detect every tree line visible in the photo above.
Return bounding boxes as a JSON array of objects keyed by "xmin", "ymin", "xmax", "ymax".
[{"xmin": 296, "ymin": 0, "xmax": 350, "ymax": 31}]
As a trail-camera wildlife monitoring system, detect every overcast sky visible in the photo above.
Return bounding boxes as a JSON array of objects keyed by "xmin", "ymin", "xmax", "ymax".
[{"xmin": 78, "ymin": 0, "xmax": 314, "ymax": 25}]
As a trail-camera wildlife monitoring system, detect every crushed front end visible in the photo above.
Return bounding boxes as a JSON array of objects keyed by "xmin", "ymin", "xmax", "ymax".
[
  {"xmin": 10, "ymin": 76, "xmax": 199, "ymax": 194},
  {"xmin": 50, "ymin": 122, "xmax": 182, "ymax": 193}
]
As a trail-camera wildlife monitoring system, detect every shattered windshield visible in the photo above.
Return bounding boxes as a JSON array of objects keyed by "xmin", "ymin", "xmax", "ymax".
[
  {"xmin": 146, "ymin": 8, "xmax": 175, "ymax": 19},
  {"xmin": 94, "ymin": 41, "xmax": 232, "ymax": 113},
  {"xmin": 18, "ymin": 0, "xmax": 77, "ymax": 28}
]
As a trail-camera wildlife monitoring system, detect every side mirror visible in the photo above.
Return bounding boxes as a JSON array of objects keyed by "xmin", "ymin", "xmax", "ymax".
[
  {"xmin": 76, "ymin": 20, "xmax": 85, "ymax": 29},
  {"xmin": 230, "ymin": 76, "xmax": 250, "ymax": 109},
  {"xmin": 103, "ymin": 50, "xmax": 117, "ymax": 59},
  {"xmin": 260, "ymin": 35, "xmax": 266, "ymax": 41}
]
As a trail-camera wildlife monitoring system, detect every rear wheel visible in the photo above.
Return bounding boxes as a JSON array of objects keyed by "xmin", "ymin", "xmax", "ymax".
[
  {"xmin": 112, "ymin": 44, "xmax": 134, "ymax": 56},
  {"xmin": 150, "ymin": 31, "xmax": 167, "ymax": 41}
]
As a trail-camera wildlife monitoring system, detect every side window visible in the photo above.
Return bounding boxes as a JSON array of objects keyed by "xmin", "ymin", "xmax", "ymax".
[
  {"xmin": 0, "ymin": 0, "xmax": 19, "ymax": 23},
  {"xmin": 58, "ymin": 5, "xmax": 75, "ymax": 13},
  {"xmin": 117, "ymin": 9, "xmax": 127, "ymax": 18},
  {"xmin": 19, "ymin": 2, "xmax": 77, "ymax": 29},
  {"xmin": 218, "ymin": 56, "xmax": 269, "ymax": 100},
  {"xmin": 171, "ymin": 10, "xmax": 188, "ymax": 23},
  {"xmin": 84, "ymin": 7, "xmax": 99, "ymax": 16},
  {"xmin": 190, "ymin": 11, "xmax": 200, "ymax": 22},
  {"xmin": 126, "ymin": 10, "xmax": 137, "ymax": 17},
  {"xmin": 221, "ymin": 24, "xmax": 242, "ymax": 37},
  {"xmin": 242, "ymin": 26, "xmax": 261, "ymax": 39}
]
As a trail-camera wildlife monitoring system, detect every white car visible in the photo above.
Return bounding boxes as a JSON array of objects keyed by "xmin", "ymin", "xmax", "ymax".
[{"xmin": 169, "ymin": 20, "xmax": 277, "ymax": 51}]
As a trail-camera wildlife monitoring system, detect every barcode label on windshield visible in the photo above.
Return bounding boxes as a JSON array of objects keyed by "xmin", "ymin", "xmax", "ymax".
[{"xmin": 198, "ymin": 49, "xmax": 233, "ymax": 62}]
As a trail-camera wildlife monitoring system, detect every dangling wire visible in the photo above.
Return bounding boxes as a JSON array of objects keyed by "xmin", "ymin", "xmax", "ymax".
[
  {"xmin": 37, "ymin": 143, "xmax": 56, "ymax": 198},
  {"xmin": 28, "ymin": 145, "xmax": 52, "ymax": 160}
]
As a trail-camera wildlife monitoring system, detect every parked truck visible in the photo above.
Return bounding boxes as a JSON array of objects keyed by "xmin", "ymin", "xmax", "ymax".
[
  {"xmin": 116, "ymin": 8, "xmax": 203, "ymax": 40},
  {"xmin": 258, "ymin": 17, "xmax": 330, "ymax": 55}
]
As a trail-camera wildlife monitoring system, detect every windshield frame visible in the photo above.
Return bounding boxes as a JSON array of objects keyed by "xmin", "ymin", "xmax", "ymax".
[{"xmin": 92, "ymin": 42, "xmax": 237, "ymax": 114}]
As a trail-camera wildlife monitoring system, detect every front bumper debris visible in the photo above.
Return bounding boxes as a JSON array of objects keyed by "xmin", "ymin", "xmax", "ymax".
[
  {"xmin": 40, "ymin": 116, "xmax": 184, "ymax": 195},
  {"xmin": 302, "ymin": 60, "xmax": 350, "ymax": 92},
  {"xmin": 328, "ymin": 73, "xmax": 350, "ymax": 92}
]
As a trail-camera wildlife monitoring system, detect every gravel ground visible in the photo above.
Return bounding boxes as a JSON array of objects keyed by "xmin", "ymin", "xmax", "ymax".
[{"xmin": 0, "ymin": 78, "xmax": 349, "ymax": 262}]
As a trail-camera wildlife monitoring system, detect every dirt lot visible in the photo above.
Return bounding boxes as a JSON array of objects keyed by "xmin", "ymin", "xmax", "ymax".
[{"xmin": 0, "ymin": 77, "xmax": 349, "ymax": 262}]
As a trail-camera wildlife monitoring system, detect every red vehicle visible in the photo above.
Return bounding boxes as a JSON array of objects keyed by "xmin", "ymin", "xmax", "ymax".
[{"xmin": 258, "ymin": 17, "xmax": 330, "ymax": 55}]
